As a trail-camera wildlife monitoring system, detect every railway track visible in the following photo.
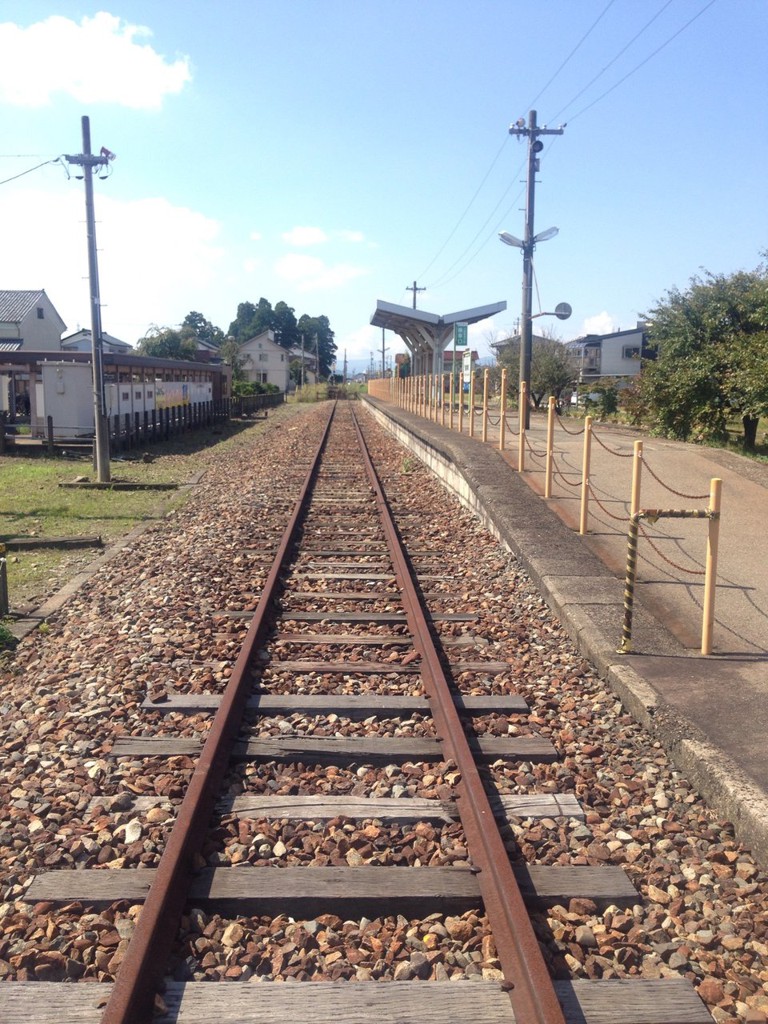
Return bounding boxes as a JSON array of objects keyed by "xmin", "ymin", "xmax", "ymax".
[{"xmin": 1, "ymin": 402, "xmax": 711, "ymax": 1023}]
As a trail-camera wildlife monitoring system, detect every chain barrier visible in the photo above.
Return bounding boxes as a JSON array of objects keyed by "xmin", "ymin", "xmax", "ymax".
[
  {"xmin": 638, "ymin": 523, "xmax": 706, "ymax": 576},
  {"xmin": 642, "ymin": 455, "xmax": 710, "ymax": 500},
  {"xmin": 586, "ymin": 482, "xmax": 629, "ymax": 523},
  {"xmin": 555, "ymin": 415, "xmax": 586, "ymax": 436},
  {"xmin": 592, "ymin": 428, "xmax": 634, "ymax": 457},
  {"xmin": 524, "ymin": 433, "xmax": 547, "ymax": 460},
  {"xmin": 551, "ymin": 452, "xmax": 582, "ymax": 488},
  {"xmin": 487, "ymin": 413, "xmax": 501, "ymax": 426},
  {"xmin": 504, "ymin": 418, "xmax": 520, "ymax": 437}
]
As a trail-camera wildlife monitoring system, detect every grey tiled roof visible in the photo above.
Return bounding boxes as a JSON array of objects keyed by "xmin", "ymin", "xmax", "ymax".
[{"xmin": 0, "ymin": 290, "xmax": 45, "ymax": 323}]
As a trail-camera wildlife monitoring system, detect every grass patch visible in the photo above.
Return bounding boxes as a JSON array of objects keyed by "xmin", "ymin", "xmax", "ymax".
[{"xmin": 1, "ymin": 405, "xmax": 307, "ymax": 610}]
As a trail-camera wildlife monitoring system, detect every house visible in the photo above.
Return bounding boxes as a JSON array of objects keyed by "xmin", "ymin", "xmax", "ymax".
[
  {"xmin": 61, "ymin": 328, "xmax": 134, "ymax": 355},
  {"xmin": 565, "ymin": 321, "xmax": 650, "ymax": 384},
  {"xmin": 0, "ymin": 289, "xmax": 66, "ymax": 351},
  {"xmin": 239, "ymin": 330, "xmax": 289, "ymax": 391}
]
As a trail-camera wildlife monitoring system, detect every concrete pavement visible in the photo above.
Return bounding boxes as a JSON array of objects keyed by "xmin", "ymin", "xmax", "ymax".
[{"xmin": 365, "ymin": 396, "xmax": 768, "ymax": 867}]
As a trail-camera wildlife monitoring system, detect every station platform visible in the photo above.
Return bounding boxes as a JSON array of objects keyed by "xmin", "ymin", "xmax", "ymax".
[{"xmin": 364, "ymin": 395, "xmax": 768, "ymax": 867}]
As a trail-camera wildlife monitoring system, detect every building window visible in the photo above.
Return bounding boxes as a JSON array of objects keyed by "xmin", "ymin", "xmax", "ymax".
[
  {"xmin": 623, "ymin": 346, "xmax": 641, "ymax": 360},
  {"xmin": 37, "ymin": 307, "xmax": 44, "ymax": 319},
  {"xmin": 258, "ymin": 353, "xmax": 269, "ymax": 362}
]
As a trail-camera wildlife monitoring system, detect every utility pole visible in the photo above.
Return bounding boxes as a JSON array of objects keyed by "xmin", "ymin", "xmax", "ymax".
[
  {"xmin": 343, "ymin": 349, "xmax": 347, "ymax": 385},
  {"xmin": 300, "ymin": 332, "xmax": 305, "ymax": 387},
  {"xmin": 65, "ymin": 116, "xmax": 115, "ymax": 482},
  {"xmin": 406, "ymin": 280, "xmax": 426, "ymax": 309},
  {"xmin": 381, "ymin": 328, "xmax": 390, "ymax": 378},
  {"xmin": 509, "ymin": 110, "xmax": 564, "ymax": 428}
]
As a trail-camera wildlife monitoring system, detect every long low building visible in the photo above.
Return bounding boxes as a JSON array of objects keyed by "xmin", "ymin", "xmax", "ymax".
[{"xmin": 0, "ymin": 350, "xmax": 232, "ymax": 438}]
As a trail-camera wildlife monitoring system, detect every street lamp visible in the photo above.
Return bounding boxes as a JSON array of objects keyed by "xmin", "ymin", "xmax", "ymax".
[{"xmin": 499, "ymin": 226, "xmax": 569, "ymax": 428}]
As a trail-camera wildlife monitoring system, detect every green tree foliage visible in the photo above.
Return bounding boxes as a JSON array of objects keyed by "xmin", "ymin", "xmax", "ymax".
[
  {"xmin": 136, "ymin": 325, "xmax": 199, "ymax": 361},
  {"xmin": 497, "ymin": 333, "xmax": 578, "ymax": 407},
  {"xmin": 181, "ymin": 311, "xmax": 224, "ymax": 347},
  {"xmin": 297, "ymin": 313, "xmax": 337, "ymax": 377},
  {"xmin": 641, "ymin": 264, "xmax": 768, "ymax": 447}
]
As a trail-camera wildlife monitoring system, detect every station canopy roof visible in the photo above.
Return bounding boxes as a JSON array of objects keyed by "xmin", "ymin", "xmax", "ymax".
[{"xmin": 370, "ymin": 300, "xmax": 507, "ymax": 341}]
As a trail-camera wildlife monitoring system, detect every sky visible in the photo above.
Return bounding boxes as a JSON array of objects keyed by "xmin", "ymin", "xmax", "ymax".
[{"xmin": 0, "ymin": 0, "xmax": 765, "ymax": 372}]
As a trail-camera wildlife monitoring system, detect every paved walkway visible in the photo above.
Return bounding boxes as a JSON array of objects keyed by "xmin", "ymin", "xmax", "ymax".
[{"xmin": 366, "ymin": 396, "xmax": 768, "ymax": 866}]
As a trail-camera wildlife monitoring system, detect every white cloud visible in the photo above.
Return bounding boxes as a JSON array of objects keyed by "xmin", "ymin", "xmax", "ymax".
[
  {"xmin": 336, "ymin": 230, "xmax": 365, "ymax": 243},
  {"xmin": 0, "ymin": 13, "xmax": 191, "ymax": 109},
  {"xmin": 282, "ymin": 226, "xmax": 328, "ymax": 246},
  {"xmin": 274, "ymin": 253, "xmax": 367, "ymax": 291},
  {"xmin": 582, "ymin": 311, "xmax": 619, "ymax": 336},
  {"xmin": 249, "ymin": 231, "xmax": 262, "ymax": 242},
  {"xmin": 0, "ymin": 186, "xmax": 223, "ymax": 341}
]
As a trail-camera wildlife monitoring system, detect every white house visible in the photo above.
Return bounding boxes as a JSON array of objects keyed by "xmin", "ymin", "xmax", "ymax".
[
  {"xmin": 566, "ymin": 321, "xmax": 650, "ymax": 384},
  {"xmin": 61, "ymin": 328, "xmax": 134, "ymax": 355},
  {"xmin": 0, "ymin": 289, "xmax": 66, "ymax": 351},
  {"xmin": 239, "ymin": 330, "xmax": 289, "ymax": 391}
]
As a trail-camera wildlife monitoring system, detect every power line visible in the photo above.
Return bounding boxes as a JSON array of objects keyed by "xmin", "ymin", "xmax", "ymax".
[
  {"xmin": 524, "ymin": 0, "xmax": 617, "ymax": 112},
  {"xmin": 0, "ymin": 157, "xmax": 61, "ymax": 186},
  {"xmin": 548, "ymin": 0, "xmax": 675, "ymax": 123},
  {"xmin": 562, "ymin": 0, "xmax": 718, "ymax": 123},
  {"xmin": 414, "ymin": 135, "xmax": 511, "ymax": 282}
]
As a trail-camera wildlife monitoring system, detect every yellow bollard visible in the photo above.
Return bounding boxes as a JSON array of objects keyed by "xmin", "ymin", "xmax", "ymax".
[
  {"xmin": 482, "ymin": 368, "xmax": 489, "ymax": 443},
  {"xmin": 701, "ymin": 478, "xmax": 722, "ymax": 656},
  {"xmin": 545, "ymin": 396, "xmax": 555, "ymax": 497},
  {"xmin": 579, "ymin": 415, "xmax": 593, "ymax": 535},
  {"xmin": 518, "ymin": 381, "xmax": 527, "ymax": 472},
  {"xmin": 499, "ymin": 369, "xmax": 507, "ymax": 451},
  {"xmin": 630, "ymin": 440, "xmax": 643, "ymax": 517}
]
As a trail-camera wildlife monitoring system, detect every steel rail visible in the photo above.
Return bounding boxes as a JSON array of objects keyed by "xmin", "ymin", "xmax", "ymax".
[
  {"xmin": 351, "ymin": 407, "xmax": 567, "ymax": 1024},
  {"xmin": 101, "ymin": 403, "xmax": 337, "ymax": 1024}
]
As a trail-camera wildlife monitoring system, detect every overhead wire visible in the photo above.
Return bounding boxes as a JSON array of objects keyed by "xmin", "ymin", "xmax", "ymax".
[
  {"xmin": 414, "ymin": 134, "xmax": 511, "ymax": 283},
  {"xmin": 412, "ymin": 0, "xmax": 719, "ymax": 296},
  {"xmin": 558, "ymin": 0, "xmax": 718, "ymax": 124},
  {"xmin": 524, "ymin": 0, "xmax": 617, "ymax": 112},
  {"xmin": 0, "ymin": 157, "xmax": 62, "ymax": 186}
]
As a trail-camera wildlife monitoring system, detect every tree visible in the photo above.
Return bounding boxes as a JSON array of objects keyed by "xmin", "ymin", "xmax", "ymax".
[
  {"xmin": 497, "ymin": 331, "xmax": 578, "ymax": 407},
  {"xmin": 136, "ymin": 325, "xmax": 199, "ymax": 361},
  {"xmin": 182, "ymin": 311, "xmax": 224, "ymax": 347},
  {"xmin": 641, "ymin": 263, "xmax": 768, "ymax": 447},
  {"xmin": 297, "ymin": 313, "xmax": 337, "ymax": 378},
  {"xmin": 219, "ymin": 338, "xmax": 247, "ymax": 382},
  {"xmin": 228, "ymin": 298, "xmax": 275, "ymax": 342}
]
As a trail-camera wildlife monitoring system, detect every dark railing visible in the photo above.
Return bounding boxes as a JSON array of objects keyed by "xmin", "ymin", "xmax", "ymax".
[{"xmin": 230, "ymin": 391, "xmax": 285, "ymax": 417}]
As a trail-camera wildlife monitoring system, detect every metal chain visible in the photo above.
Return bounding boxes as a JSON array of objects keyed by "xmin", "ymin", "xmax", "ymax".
[
  {"xmin": 642, "ymin": 456, "xmax": 710, "ymax": 500},
  {"xmin": 551, "ymin": 452, "xmax": 582, "ymax": 488},
  {"xmin": 555, "ymin": 416, "xmax": 585, "ymax": 436},
  {"xmin": 592, "ymin": 428, "xmax": 634, "ymax": 457},
  {"xmin": 638, "ymin": 523, "xmax": 706, "ymax": 576},
  {"xmin": 487, "ymin": 414, "xmax": 500, "ymax": 426},
  {"xmin": 525, "ymin": 433, "xmax": 547, "ymax": 459},
  {"xmin": 505, "ymin": 418, "xmax": 520, "ymax": 437},
  {"xmin": 587, "ymin": 482, "xmax": 630, "ymax": 522}
]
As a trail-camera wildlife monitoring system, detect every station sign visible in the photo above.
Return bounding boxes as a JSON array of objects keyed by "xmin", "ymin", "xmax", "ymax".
[
  {"xmin": 462, "ymin": 349, "xmax": 472, "ymax": 384},
  {"xmin": 453, "ymin": 323, "xmax": 468, "ymax": 347}
]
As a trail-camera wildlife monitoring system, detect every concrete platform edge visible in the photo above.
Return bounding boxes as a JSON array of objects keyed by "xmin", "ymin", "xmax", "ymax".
[{"xmin": 363, "ymin": 397, "xmax": 768, "ymax": 866}]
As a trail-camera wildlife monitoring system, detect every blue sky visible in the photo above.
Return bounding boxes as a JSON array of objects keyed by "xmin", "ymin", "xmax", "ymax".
[{"xmin": 0, "ymin": 1, "xmax": 765, "ymax": 370}]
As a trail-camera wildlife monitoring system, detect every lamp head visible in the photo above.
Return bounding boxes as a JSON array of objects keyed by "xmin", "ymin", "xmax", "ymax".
[{"xmin": 498, "ymin": 231, "xmax": 524, "ymax": 248}]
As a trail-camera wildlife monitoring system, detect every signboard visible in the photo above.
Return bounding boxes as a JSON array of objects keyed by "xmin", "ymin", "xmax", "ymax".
[
  {"xmin": 462, "ymin": 349, "xmax": 472, "ymax": 384},
  {"xmin": 453, "ymin": 323, "xmax": 468, "ymax": 347}
]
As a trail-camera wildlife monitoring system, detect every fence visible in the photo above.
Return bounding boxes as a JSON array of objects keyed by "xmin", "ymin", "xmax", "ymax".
[{"xmin": 368, "ymin": 374, "xmax": 725, "ymax": 654}]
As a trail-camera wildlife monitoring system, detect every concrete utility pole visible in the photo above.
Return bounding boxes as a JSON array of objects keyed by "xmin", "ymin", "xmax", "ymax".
[
  {"xmin": 509, "ymin": 110, "xmax": 564, "ymax": 428},
  {"xmin": 406, "ymin": 280, "xmax": 426, "ymax": 309},
  {"xmin": 65, "ymin": 116, "xmax": 115, "ymax": 482},
  {"xmin": 380, "ymin": 328, "xmax": 389, "ymax": 378}
]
